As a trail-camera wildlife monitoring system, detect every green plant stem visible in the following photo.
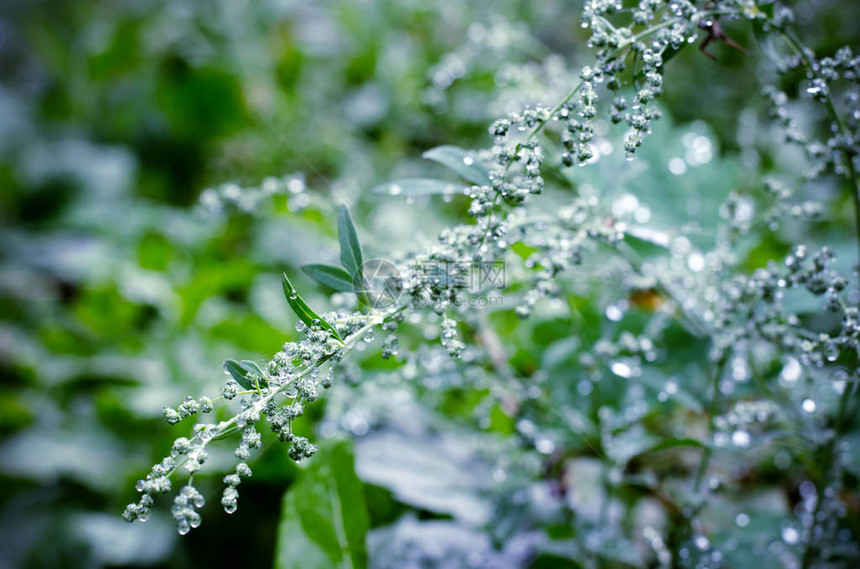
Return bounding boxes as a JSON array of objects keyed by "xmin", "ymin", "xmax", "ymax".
[
  {"xmin": 163, "ymin": 315, "xmax": 386, "ymax": 480},
  {"xmin": 693, "ymin": 351, "xmax": 728, "ymax": 493}
]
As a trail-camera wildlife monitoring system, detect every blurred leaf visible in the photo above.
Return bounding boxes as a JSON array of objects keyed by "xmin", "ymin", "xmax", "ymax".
[
  {"xmin": 642, "ymin": 437, "xmax": 706, "ymax": 455},
  {"xmin": 638, "ymin": 368, "xmax": 705, "ymax": 414},
  {"xmin": 337, "ymin": 205, "xmax": 364, "ymax": 282},
  {"xmin": 302, "ymin": 263, "xmax": 355, "ymax": 293},
  {"xmin": 282, "ymin": 273, "xmax": 343, "ymax": 343},
  {"xmin": 623, "ymin": 225, "xmax": 671, "ymax": 258},
  {"xmin": 422, "ymin": 145, "xmax": 492, "ymax": 186},
  {"xmin": 373, "ymin": 178, "xmax": 462, "ymax": 196},
  {"xmin": 275, "ymin": 439, "xmax": 369, "ymax": 569},
  {"xmin": 137, "ymin": 231, "xmax": 174, "ymax": 271},
  {"xmin": 209, "ymin": 313, "xmax": 285, "ymax": 353},
  {"xmin": 354, "ymin": 430, "xmax": 492, "ymax": 525},
  {"xmin": 753, "ymin": 16, "xmax": 788, "ymax": 70}
]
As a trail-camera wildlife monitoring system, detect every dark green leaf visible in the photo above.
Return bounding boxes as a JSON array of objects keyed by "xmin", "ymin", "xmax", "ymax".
[
  {"xmin": 238, "ymin": 360, "xmax": 269, "ymax": 388},
  {"xmin": 275, "ymin": 440, "xmax": 369, "ymax": 569},
  {"xmin": 337, "ymin": 205, "xmax": 363, "ymax": 282},
  {"xmin": 373, "ymin": 178, "xmax": 463, "ymax": 197},
  {"xmin": 282, "ymin": 273, "xmax": 344, "ymax": 343},
  {"xmin": 223, "ymin": 359, "xmax": 269, "ymax": 390},
  {"xmin": 302, "ymin": 263, "xmax": 355, "ymax": 293},
  {"xmin": 646, "ymin": 438, "xmax": 706, "ymax": 453},
  {"xmin": 223, "ymin": 358, "xmax": 253, "ymax": 390},
  {"xmin": 422, "ymin": 145, "xmax": 493, "ymax": 186},
  {"xmin": 759, "ymin": 0, "xmax": 775, "ymax": 18}
]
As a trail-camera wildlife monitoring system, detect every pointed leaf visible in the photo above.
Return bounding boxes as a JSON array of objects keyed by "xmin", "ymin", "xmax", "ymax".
[
  {"xmin": 646, "ymin": 438, "xmax": 706, "ymax": 453},
  {"xmin": 238, "ymin": 360, "xmax": 269, "ymax": 388},
  {"xmin": 422, "ymin": 145, "xmax": 493, "ymax": 186},
  {"xmin": 302, "ymin": 263, "xmax": 355, "ymax": 293},
  {"xmin": 373, "ymin": 178, "xmax": 464, "ymax": 197},
  {"xmin": 282, "ymin": 273, "xmax": 344, "ymax": 343},
  {"xmin": 223, "ymin": 359, "xmax": 254, "ymax": 390},
  {"xmin": 275, "ymin": 440, "xmax": 369, "ymax": 569},
  {"xmin": 337, "ymin": 205, "xmax": 363, "ymax": 282}
]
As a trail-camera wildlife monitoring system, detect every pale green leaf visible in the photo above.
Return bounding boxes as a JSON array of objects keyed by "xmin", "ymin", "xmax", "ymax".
[{"xmin": 422, "ymin": 145, "xmax": 493, "ymax": 186}]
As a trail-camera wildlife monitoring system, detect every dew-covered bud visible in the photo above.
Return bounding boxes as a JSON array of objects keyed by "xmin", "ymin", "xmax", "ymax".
[
  {"xmin": 163, "ymin": 407, "xmax": 181, "ymax": 425},
  {"xmin": 288, "ymin": 436, "xmax": 319, "ymax": 462}
]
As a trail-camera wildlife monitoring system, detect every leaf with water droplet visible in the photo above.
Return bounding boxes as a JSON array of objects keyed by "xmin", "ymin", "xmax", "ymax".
[
  {"xmin": 224, "ymin": 359, "xmax": 254, "ymax": 390},
  {"xmin": 422, "ymin": 145, "xmax": 493, "ymax": 186},
  {"xmin": 372, "ymin": 178, "xmax": 463, "ymax": 197},
  {"xmin": 223, "ymin": 359, "xmax": 269, "ymax": 390},
  {"xmin": 239, "ymin": 360, "xmax": 269, "ymax": 388},
  {"xmin": 282, "ymin": 273, "xmax": 344, "ymax": 343}
]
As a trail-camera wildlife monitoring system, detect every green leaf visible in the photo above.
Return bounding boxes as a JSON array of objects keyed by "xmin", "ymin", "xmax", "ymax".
[
  {"xmin": 646, "ymin": 438, "xmax": 706, "ymax": 453},
  {"xmin": 223, "ymin": 359, "xmax": 269, "ymax": 390},
  {"xmin": 337, "ymin": 205, "xmax": 363, "ymax": 282},
  {"xmin": 623, "ymin": 225, "xmax": 671, "ymax": 258},
  {"xmin": 302, "ymin": 263, "xmax": 355, "ymax": 293},
  {"xmin": 759, "ymin": 0, "xmax": 775, "ymax": 18},
  {"xmin": 223, "ymin": 359, "xmax": 254, "ymax": 390},
  {"xmin": 275, "ymin": 440, "xmax": 369, "ymax": 569},
  {"xmin": 373, "ymin": 178, "xmax": 463, "ymax": 197},
  {"xmin": 753, "ymin": 18, "xmax": 788, "ymax": 69},
  {"xmin": 238, "ymin": 360, "xmax": 269, "ymax": 388},
  {"xmin": 282, "ymin": 273, "xmax": 344, "ymax": 343},
  {"xmin": 422, "ymin": 145, "xmax": 493, "ymax": 186}
]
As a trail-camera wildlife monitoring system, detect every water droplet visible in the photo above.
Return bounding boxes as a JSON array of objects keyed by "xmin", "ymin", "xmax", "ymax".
[
  {"xmin": 462, "ymin": 156, "xmax": 474, "ymax": 166},
  {"xmin": 731, "ymin": 430, "xmax": 751, "ymax": 447},
  {"xmin": 802, "ymin": 398, "xmax": 816, "ymax": 413},
  {"xmin": 611, "ymin": 361, "xmax": 633, "ymax": 378},
  {"xmin": 536, "ymin": 438, "xmax": 555, "ymax": 454},
  {"xmin": 735, "ymin": 513, "xmax": 750, "ymax": 527},
  {"xmin": 780, "ymin": 358, "xmax": 802, "ymax": 382},
  {"xmin": 782, "ymin": 526, "xmax": 799, "ymax": 545},
  {"xmin": 189, "ymin": 512, "xmax": 202, "ymax": 528},
  {"xmin": 668, "ymin": 157, "xmax": 687, "ymax": 175}
]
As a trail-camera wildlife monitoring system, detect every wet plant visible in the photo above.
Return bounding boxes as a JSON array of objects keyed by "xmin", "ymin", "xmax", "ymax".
[{"xmin": 124, "ymin": 1, "xmax": 860, "ymax": 567}]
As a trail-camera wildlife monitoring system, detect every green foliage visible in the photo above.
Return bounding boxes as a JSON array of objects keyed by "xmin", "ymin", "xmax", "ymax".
[
  {"xmin": 301, "ymin": 264, "xmax": 356, "ymax": 293},
  {"xmin": 422, "ymin": 145, "xmax": 493, "ymax": 185},
  {"xmin": 223, "ymin": 359, "xmax": 270, "ymax": 390},
  {"xmin": 282, "ymin": 273, "xmax": 344, "ymax": 343},
  {"xmin": 337, "ymin": 205, "xmax": 364, "ymax": 284},
  {"xmin": 275, "ymin": 439, "xmax": 370, "ymax": 569},
  {"xmin": 4, "ymin": 0, "xmax": 860, "ymax": 567}
]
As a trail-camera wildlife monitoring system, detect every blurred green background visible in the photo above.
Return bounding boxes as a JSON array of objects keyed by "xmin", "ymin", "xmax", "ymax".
[{"xmin": 2, "ymin": 0, "xmax": 860, "ymax": 568}]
